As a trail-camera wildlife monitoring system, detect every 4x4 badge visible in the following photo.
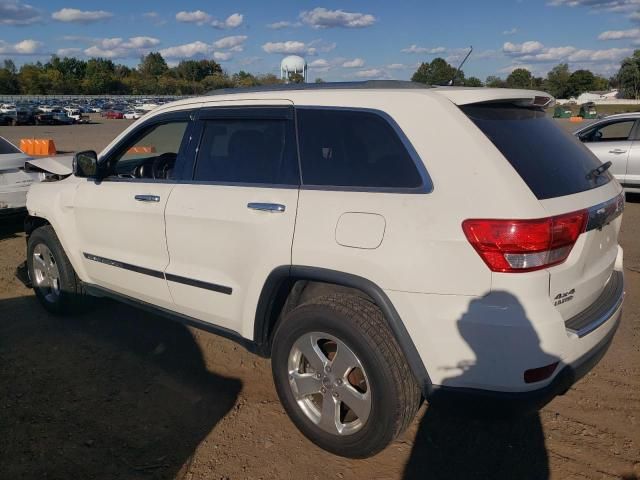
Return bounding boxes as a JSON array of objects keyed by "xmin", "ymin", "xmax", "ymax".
[{"xmin": 554, "ymin": 288, "xmax": 575, "ymax": 306}]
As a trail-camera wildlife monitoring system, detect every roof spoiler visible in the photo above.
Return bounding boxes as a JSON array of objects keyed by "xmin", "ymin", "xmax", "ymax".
[{"xmin": 434, "ymin": 87, "xmax": 555, "ymax": 108}]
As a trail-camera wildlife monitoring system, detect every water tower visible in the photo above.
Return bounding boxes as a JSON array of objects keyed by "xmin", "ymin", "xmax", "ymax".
[{"xmin": 281, "ymin": 55, "xmax": 307, "ymax": 83}]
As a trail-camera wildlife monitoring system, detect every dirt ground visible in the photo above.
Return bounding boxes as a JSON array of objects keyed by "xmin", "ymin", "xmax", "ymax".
[{"xmin": 0, "ymin": 119, "xmax": 639, "ymax": 480}]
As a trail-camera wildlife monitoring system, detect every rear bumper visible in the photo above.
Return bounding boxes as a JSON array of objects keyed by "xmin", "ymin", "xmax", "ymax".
[{"xmin": 427, "ymin": 298, "xmax": 622, "ymax": 415}]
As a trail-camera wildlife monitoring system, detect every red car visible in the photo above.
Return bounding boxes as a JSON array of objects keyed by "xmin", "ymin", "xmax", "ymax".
[{"xmin": 104, "ymin": 110, "xmax": 124, "ymax": 119}]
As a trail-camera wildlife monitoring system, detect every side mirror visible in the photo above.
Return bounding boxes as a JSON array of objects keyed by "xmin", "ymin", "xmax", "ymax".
[{"xmin": 73, "ymin": 150, "xmax": 99, "ymax": 178}]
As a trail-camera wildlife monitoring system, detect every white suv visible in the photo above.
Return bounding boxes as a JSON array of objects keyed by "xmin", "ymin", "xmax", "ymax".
[{"xmin": 24, "ymin": 81, "xmax": 625, "ymax": 458}]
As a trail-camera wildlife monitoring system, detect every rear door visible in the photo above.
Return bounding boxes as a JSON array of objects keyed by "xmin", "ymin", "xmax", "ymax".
[
  {"xmin": 579, "ymin": 118, "xmax": 636, "ymax": 184},
  {"xmin": 626, "ymin": 125, "xmax": 640, "ymax": 188},
  {"xmin": 164, "ymin": 103, "xmax": 299, "ymax": 336},
  {"xmin": 462, "ymin": 103, "xmax": 623, "ymax": 323}
]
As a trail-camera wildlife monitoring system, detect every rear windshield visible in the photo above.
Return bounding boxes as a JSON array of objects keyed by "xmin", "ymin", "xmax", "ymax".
[
  {"xmin": 0, "ymin": 137, "xmax": 20, "ymax": 155},
  {"xmin": 461, "ymin": 104, "xmax": 611, "ymax": 200}
]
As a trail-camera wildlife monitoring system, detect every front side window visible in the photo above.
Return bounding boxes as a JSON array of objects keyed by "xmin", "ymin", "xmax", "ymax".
[
  {"xmin": 296, "ymin": 108, "xmax": 423, "ymax": 189},
  {"xmin": 193, "ymin": 118, "xmax": 298, "ymax": 185},
  {"xmin": 106, "ymin": 121, "xmax": 188, "ymax": 180},
  {"xmin": 581, "ymin": 120, "xmax": 636, "ymax": 143}
]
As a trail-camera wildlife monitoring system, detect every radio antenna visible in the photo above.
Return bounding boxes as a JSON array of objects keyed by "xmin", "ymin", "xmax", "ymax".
[{"xmin": 449, "ymin": 46, "xmax": 473, "ymax": 86}]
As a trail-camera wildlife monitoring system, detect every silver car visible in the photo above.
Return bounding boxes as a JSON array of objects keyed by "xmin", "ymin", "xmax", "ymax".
[
  {"xmin": 0, "ymin": 137, "xmax": 44, "ymax": 216},
  {"xmin": 575, "ymin": 113, "xmax": 640, "ymax": 193}
]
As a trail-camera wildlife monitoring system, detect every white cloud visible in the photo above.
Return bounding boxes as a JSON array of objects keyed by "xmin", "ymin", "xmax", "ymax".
[
  {"xmin": 143, "ymin": 11, "xmax": 166, "ymax": 26},
  {"xmin": 176, "ymin": 10, "xmax": 243, "ymax": 29},
  {"xmin": 159, "ymin": 38, "xmax": 241, "ymax": 61},
  {"xmin": 159, "ymin": 41, "xmax": 211, "ymax": 58},
  {"xmin": 401, "ymin": 45, "xmax": 446, "ymax": 54},
  {"xmin": 212, "ymin": 13, "xmax": 243, "ymax": 29},
  {"xmin": 355, "ymin": 68, "xmax": 384, "ymax": 78},
  {"xmin": 176, "ymin": 10, "xmax": 211, "ymax": 25},
  {"xmin": 213, "ymin": 51, "xmax": 233, "ymax": 61},
  {"xmin": 503, "ymin": 41, "xmax": 545, "ymax": 55},
  {"xmin": 0, "ymin": 38, "xmax": 43, "ymax": 55},
  {"xmin": 83, "ymin": 36, "xmax": 160, "ymax": 59},
  {"xmin": 503, "ymin": 40, "xmax": 632, "ymax": 64},
  {"xmin": 342, "ymin": 58, "xmax": 365, "ymax": 68},
  {"xmin": 548, "ymin": 0, "xmax": 640, "ymax": 13},
  {"xmin": 262, "ymin": 40, "xmax": 309, "ymax": 55},
  {"xmin": 499, "ymin": 64, "xmax": 533, "ymax": 74},
  {"xmin": 52, "ymin": 8, "xmax": 113, "ymax": 23},
  {"xmin": 0, "ymin": 0, "xmax": 43, "ymax": 25},
  {"xmin": 212, "ymin": 35, "xmax": 247, "ymax": 50},
  {"xmin": 308, "ymin": 58, "xmax": 330, "ymax": 71},
  {"xmin": 386, "ymin": 63, "xmax": 407, "ymax": 69},
  {"xmin": 267, "ymin": 20, "xmax": 301, "ymax": 29},
  {"xmin": 300, "ymin": 7, "xmax": 376, "ymax": 28},
  {"xmin": 598, "ymin": 28, "xmax": 640, "ymax": 39},
  {"xmin": 503, "ymin": 27, "xmax": 518, "ymax": 35},
  {"xmin": 56, "ymin": 47, "xmax": 83, "ymax": 57}
]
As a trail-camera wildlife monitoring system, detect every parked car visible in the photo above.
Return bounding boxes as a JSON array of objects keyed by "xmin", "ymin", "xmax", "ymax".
[
  {"xmin": 1, "ymin": 108, "xmax": 34, "ymax": 126},
  {"xmin": 0, "ymin": 136, "xmax": 44, "ymax": 216},
  {"xmin": 104, "ymin": 110, "xmax": 124, "ymax": 119},
  {"xmin": 123, "ymin": 110, "xmax": 142, "ymax": 120},
  {"xmin": 51, "ymin": 111, "xmax": 74, "ymax": 125},
  {"xmin": 575, "ymin": 112, "xmax": 640, "ymax": 193},
  {"xmin": 24, "ymin": 82, "xmax": 625, "ymax": 458}
]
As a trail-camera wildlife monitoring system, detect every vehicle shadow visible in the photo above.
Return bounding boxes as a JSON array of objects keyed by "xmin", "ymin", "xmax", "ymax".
[
  {"xmin": 0, "ymin": 295, "xmax": 242, "ymax": 480},
  {"xmin": 625, "ymin": 192, "xmax": 640, "ymax": 203},
  {"xmin": 0, "ymin": 213, "xmax": 25, "ymax": 240},
  {"xmin": 404, "ymin": 292, "xmax": 555, "ymax": 480}
]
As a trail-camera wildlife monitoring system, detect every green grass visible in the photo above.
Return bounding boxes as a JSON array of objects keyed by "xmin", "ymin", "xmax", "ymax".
[{"xmin": 547, "ymin": 104, "xmax": 640, "ymax": 116}]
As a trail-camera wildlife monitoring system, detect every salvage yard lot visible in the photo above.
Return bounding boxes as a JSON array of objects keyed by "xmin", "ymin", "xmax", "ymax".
[{"xmin": 0, "ymin": 118, "xmax": 639, "ymax": 480}]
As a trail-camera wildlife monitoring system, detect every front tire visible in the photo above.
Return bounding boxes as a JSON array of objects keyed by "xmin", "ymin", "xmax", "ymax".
[
  {"xmin": 27, "ymin": 225, "xmax": 92, "ymax": 315},
  {"xmin": 271, "ymin": 294, "xmax": 421, "ymax": 458}
]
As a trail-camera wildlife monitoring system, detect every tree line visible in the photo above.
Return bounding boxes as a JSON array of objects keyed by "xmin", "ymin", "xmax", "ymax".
[
  {"xmin": 412, "ymin": 50, "xmax": 640, "ymax": 99},
  {"xmin": 0, "ymin": 52, "xmax": 288, "ymax": 96},
  {"xmin": 3, "ymin": 49, "xmax": 640, "ymax": 98}
]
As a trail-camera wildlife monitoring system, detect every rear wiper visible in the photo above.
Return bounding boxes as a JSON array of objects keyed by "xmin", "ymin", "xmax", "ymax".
[{"xmin": 586, "ymin": 161, "xmax": 612, "ymax": 180}]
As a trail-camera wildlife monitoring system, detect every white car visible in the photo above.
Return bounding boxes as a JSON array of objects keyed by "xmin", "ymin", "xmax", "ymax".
[
  {"xmin": 123, "ymin": 110, "xmax": 143, "ymax": 120},
  {"xmin": 24, "ymin": 82, "xmax": 625, "ymax": 458},
  {"xmin": 575, "ymin": 112, "xmax": 640, "ymax": 193},
  {"xmin": 0, "ymin": 137, "xmax": 44, "ymax": 215}
]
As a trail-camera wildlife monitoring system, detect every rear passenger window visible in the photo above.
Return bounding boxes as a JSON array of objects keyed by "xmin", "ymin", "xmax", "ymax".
[
  {"xmin": 296, "ymin": 109, "xmax": 423, "ymax": 189},
  {"xmin": 194, "ymin": 118, "xmax": 298, "ymax": 185}
]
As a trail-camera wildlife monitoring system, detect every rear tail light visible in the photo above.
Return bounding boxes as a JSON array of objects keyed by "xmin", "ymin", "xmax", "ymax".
[{"xmin": 462, "ymin": 210, "xmax": 588, "ymax": 273}]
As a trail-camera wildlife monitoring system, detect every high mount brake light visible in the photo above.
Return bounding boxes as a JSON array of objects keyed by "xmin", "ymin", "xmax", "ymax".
[{"xmin": 462, "ymin": 210, "xmax": 588, "ymax": 273}]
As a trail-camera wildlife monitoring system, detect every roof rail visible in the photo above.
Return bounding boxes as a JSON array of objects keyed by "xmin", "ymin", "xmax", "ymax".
[{"xmin": 205, "ymin": 80, "xmax": 431, "ymax": 96}]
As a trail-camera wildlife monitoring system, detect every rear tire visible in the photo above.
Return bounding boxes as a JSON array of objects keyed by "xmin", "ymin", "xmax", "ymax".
[
  {"xmin": 27, "ymin": 225, "xmax": 93, "ymax": 315},
  {"xmin": 271, "ymin": 293, "xmax": 421, "ymax": 458}
]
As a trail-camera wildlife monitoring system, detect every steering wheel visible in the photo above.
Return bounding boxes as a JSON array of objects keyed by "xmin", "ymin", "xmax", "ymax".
[{"xmin": 151, "ymin": 152, "xmax": 177, "ymax": 179}]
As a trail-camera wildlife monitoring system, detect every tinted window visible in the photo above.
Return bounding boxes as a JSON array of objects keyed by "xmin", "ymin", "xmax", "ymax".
[
  {"xmin": 582, "ymin": 120, "xmax": 635, "ymax": 142},
  {"xmin": 194, "ymin": 119, "xmax": 298, "ymax": 185},
  {"xmin": 0, "ymin": 137, "xmax": 20, "ymax": 154},
  {"xmin": 296, "ymin": 109, "xmax": 423, "ymax": 189},
  {"xmin": 461, "ymin": 104, "xmax": 611, "ymax": 200}
]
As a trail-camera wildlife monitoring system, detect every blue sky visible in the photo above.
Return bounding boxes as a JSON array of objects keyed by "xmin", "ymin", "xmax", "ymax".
[{"xmin": 1, "ymin": 0, "xmax": 640, "ymax": 81}]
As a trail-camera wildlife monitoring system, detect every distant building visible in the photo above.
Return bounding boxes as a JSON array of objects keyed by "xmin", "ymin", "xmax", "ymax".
[
  {"xmin": 576, "ymin": 89, "xmax": 619, "ymax": 103},
  {"xmin": 281, "ymin": 56, "xmax": 307, "ymax": 83}
]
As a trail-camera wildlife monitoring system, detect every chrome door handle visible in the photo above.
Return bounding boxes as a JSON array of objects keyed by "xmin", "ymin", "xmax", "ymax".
[
  {"xmin": 134, "ymin": 194, "xmax": 160, "ymax": 202},
  {"xmin": 247, "ymin": 202, "xmax": 286, "ymax": 213},
  {"xmin": 609, "ymin": 149, "xmax": 627, "ymax": 154}
]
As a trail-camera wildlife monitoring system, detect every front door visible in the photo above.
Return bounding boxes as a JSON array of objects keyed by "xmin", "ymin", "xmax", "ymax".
[
  {"xmin": 581, "ymin": 118, "xmax": 637, "ymax": 184},
  {"xmin": 74, "ymin": 110, "xmax": 194, "ymax": 308},
  {"xmin": 164, "ymin": 103, "xmax": 299, "ymax": 336}
]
